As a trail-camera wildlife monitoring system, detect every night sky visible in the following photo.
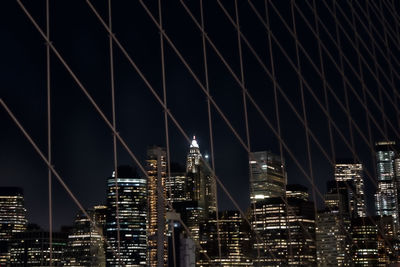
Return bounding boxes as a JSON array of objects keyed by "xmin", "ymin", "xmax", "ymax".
[{"xmin": 1, "ymin": 0, "xmax": 399, "ymax": 230}]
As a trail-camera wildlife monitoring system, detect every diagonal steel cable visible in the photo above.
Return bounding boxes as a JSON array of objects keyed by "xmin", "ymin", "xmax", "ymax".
[
  {"xmin": 14, "ymin": 1, "xmax": 214, "ymax": 264},
  {"xmin": 199, "ymin": 0, "xmax": 222, "ymax": 264},
  {"xmin": 45, "ymin": 0, "xmax": 53, "ymax": 265},
  {"xmin": 0, "ymin": 98, "xmax": 125, "ymax": 266},
  {"xmin": 107, "ymin": 0, "xmax": 121, "ymax": 262}
]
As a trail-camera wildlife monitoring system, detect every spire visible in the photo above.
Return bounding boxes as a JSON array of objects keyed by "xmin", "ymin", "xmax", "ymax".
[{"xmin": 190, "ymin": 135, "xmax": 199, "ymax": 148}]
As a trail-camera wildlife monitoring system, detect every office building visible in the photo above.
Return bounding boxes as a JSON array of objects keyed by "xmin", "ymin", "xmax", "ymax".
[
  {"xmin": 249, "ymin": 151, "xmax": 286, "ymax": 203},
  {"xmin": 0, "ymin": 187, "xmax": 27, "ymax": 265},
  {"xmin": 9, "ymin": 224, "xmax": 67, "ymax": 266},
  {"xmin": 105, "ymin": 165, "xmax": 147, "ymax": 266},
  {"xmin": 335, "ymin": 160, "xmax": 366, "ymax": 218},
  {"xmin": 199, "ymin": 210, "xmax": 252, "ymax": 266},
  {"xmin": 252, "ymin": 184, "xmax": 316, "ymax": 266},
  {"xmin": 375, "ymin": 141, "xmax": 400, "ymax": 232},
  {"xmin": 66, "ymin": 209, "xmax": 105, "ymax": 266},
  {"xmin": 147, "ymin": 146, "xmax": 168, "ymax": 267}
]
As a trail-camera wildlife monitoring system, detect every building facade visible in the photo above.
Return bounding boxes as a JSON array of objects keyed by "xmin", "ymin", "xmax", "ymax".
[
  {"xmin": 105, "ymin": 165, "xmax": 147, "ymax": 266},
  {"xmin": 0, "ymin": 187, "xmax": 27, "ymax": 265}
]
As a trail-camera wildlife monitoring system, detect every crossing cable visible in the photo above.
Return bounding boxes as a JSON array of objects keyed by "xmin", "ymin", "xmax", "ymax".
[
  {"xmin": 45, "ymin": 0, "xmax": 52, "ymax": 264},
  {"xmin": 260, "ymin": 0, "xmax": 396, "ymax": 247},
  {"xmin": 264, "ymin": 0, "xmax": 293, "ymax": 262},
  {"xmin": 359, "ymin": 0, "xmax": 377, "ymax": 180},
  {"xmin": 215, "ymin": 0, "xmax": 387, "ymax": 250},
  {"xmin": 320, "ymin": 0, "xmax": 400, "ymax": 127},
  {"xmin": 179, "ymin": 0, "xmax": 342, "ymax": 255},
  {"xmin": 284, "ymin": 0, "xmax": 400, "ymax": 142},
  {"xmin": 376, "ymin": 0, "xmax": 397, "ymax": 134},
  {"xmin": 290, "ymin": 0, "xmax": 319, "ymax": 254},
  {"xmin": 233, "ymin": 0, "xmax": 261, "ymax": 261},
  {"xmin": 313, "ymin": 0, "xmax": 350, "ymax": 260},
  {"xmin": 199, "ymin": 0, "xmax": 222, "ymax": 264},
  {"xmin": 342, "ymin": 0, "xmax": 400, "ymax": 80},
  {"xmin": 14, "ymin": 1, "xmax": 215, "ymax": 264},
  {"xmin": 107, "ymin": 0, "xmax": 121, "ymax": 262},
  {"xmin": 158, "ymin": 1, "xmax": 177, "ymax": 266},
  {"xmin": 268, "ymin": 0, "xmax": 396, "ymax": 250},
  {"xmin": 381, "ymin": 0, "xmax": 400, "ymax": 44},
  {"xmin": 332, "ymin": 1, "xmax": 356, "ymax": 161},
  {"xmin": 300, "ymin": 0, "xmax": 398, "ymax": 157},
  {"xmin": 0, "ymin": 99, "xmax": 126, "ymax": 266},
  {"xmin": 279, "ymin": 0, "xmax": 400, "ymax": 146},
  {"xmin": 376, "ymin": 0, "xmax": 400, "ymax": 131},
  {"xmin": 86, "ymin": 0, "xmax": 277, "ymax": 261}
]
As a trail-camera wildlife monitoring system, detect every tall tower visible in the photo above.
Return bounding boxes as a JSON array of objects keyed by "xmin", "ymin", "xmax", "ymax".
[
  {"xmin": 105, "ymin": 165, "xmax": 147, "ymax": 266},
  {"xmin": 0, "ymin": 187, "xmax": 27, "ymax": 265},
  {"xmin": 375, "ymin": 141, "xmax": 399, "ymax": 232},
  {"xmin": 334, "ymin": 160, "xmax": 366, "ymax": 218},
  {"xmin": 147, "ymin": 146, "xmax": 167, "ymax": 267},
  {"xmin": 249, "ymin": 151, "xmax": 286, "ymax": 203},
  {"xmin": 67, "ymin": 209, "xmax": 105, "ymax": 266}
]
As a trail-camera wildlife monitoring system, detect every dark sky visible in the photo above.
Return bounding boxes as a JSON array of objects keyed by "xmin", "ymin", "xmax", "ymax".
[{"xmin": 1, "ymin": 0, "xmax": 399, "ymax": 230}]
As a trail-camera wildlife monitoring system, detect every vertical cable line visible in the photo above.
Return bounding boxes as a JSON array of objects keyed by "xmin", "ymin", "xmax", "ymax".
[
  {"xmin": 264, "ymin": 0, "xmax": 293, "ymax": 262},
  {"xmin": 107, "ymin": 0, "xmax": 121, "ymax": 263},
  {"xmin": 361, "ymin": 0, "xmax": 377, "ymax": 180},
  {"xmin": 199, "ymin": 0, "xmax": 222, "ymax": 264},
  {"xmin": 0, "ymin": 99, "xmax": 126, "ymax": 266},
  {"xmin": 280, "ymin": 0, "xmax": 400, "ymax": 145},
  {"xmin": 323, "ymin": 0, "xmax": 400, "ymax": 122},
  {"xmin": 158, "ymin": 0, "xmax": 176, "ymax": 266},
  {"xmin": 367, "ymin": 0, "xmax": 400, "ymax": 52},
  {"xmin": 290, "ymin": 3, "xmax": 319, "ymax": 264},
  {"xmin": 45, "ymin": 0, "xmax": 52, "ymax": 265},
  {"xmin": 14, "ymin": 1, "xmax": 215, "ymax": 264},
  {"xmin": 377, "ymin": 0, "xmax": 397, "ymax": 134}
]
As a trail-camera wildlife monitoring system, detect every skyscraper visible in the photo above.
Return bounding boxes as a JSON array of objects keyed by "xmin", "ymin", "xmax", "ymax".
[
  {"xmin": 66, "ymin": 209, "xmax": 105, "ymax": 266},
  {"xmin": 0, "ymin": 187, "xmax": 27, "ymax": 265},
  {"xmin": 199, "ymin": 210, "xmax": 252, "ymax": 266},
  {"xmin": 249, "ymin": 151, "xmax": 286, "ymax": 203},
  {"xmin": 252, "ymin": 184, "xmax": 316, "ymax": 266},
  {"xmin": 185, "ymin": 136, "xmax": 216, "ymax": 220},
  {"xmin": 375, "ymin": 141, "xmax": 400, "ymax": 232},
  {"xmin": 147, "ymin": 146, "xmax": 167, "ymax": 267},
  {"xmin": 9, "ymin": 225, "xmax": 68, "ymax": 266},
  {"xmin": 105, "ymin": 165, "xmax": 147, "ymax": 266},
  {"xmin": 334, "ymin": 160, "xmax": 366, "ymax": 218}
]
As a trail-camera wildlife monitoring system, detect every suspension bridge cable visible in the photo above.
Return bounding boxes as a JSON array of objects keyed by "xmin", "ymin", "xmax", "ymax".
[
  {"xmin": 14, "ymin": 1, "xmax": 214, "ymax": 264},
  {"xmin": 45, "ymin": 0, "xmax": 52, "ymax": 265},
  {"xmin": 157, "ymin": 0, "xmax": 176, "ymax": 266},
  {"xmin": 0, "ymin": 98, "xmax": 125, "ymax": 266},
  {"xmin": 107, "ymin": 0, "xmax": 121, "ymax": 263},
  {"xmin": 320, "ymin": 0, "xmax": 400, "ymax": 124},
  {"xmin": 199, "ymin": 0, "xmax": 222, "ymax": 264},
  {"xmin": 264, "ymin": 0, "xmax": 293, "ymax": 262},
  {"xmin": 265, "ymin": 0, "xmax": 294, "ymax": 262},
  {"xmin": 289, "ymin": 0, "xmax": 319, "ymax": 260}
]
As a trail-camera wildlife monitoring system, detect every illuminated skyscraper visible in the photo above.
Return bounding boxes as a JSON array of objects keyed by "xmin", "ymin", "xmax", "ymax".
[
  {"xmin": 105, "ymin": 165, "xmax": 147, "ymax": 266},
  {"xmin": 0, "ymin": 187, "xmax": 27, "ymax": 265},
  {"xmin": 334, "ymin": 160, "xmax": 366, "ymax": 218},
  {"xmin": 249, "ymin": 151, "xmax": 286, "ymax": 203},
  {"xmin": 66, "ymin": 209, "xmax": 105, "ymax": 266},
  {"xmin": 147, "ymin": 146, "xmax": 167, "ymax": 267},
  {"xmin": 316, "ymin": 181, "xmax": 352, "ymax": 267},
  {"xmin": 375, "ymin": 141, "xmax": 400, "ymax": 232},
  {"xmin": 199, "ymin": 210, "xmax": 252, "ymax": 266},
  {"xmin": 166, "ymin": 163, "xmax": 187, "ymax": 203},
  {"xmin": 9, "ymin": 225, "xmax": 68, "ymax": 266},
  {"xmin": 252, "ymin": 185, "xmax": 316, "ymax": 266},
  {"xmin": 185, "ymin": 136, "xmax": 216, "ymax": 221}
]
